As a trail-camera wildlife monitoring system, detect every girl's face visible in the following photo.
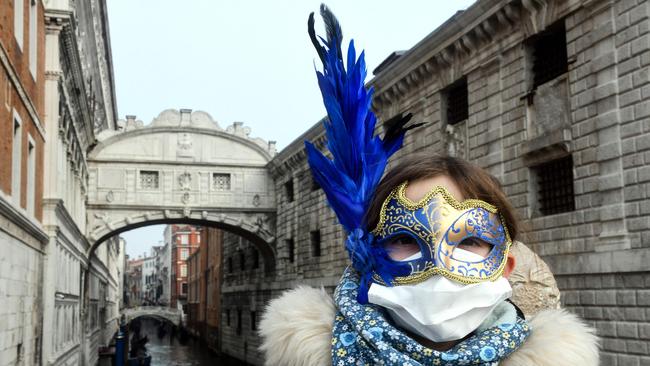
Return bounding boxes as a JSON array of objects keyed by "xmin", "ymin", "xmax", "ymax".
[{"xmin": 382, "ymin": 174, "xmax": 493, "ymax": 261}]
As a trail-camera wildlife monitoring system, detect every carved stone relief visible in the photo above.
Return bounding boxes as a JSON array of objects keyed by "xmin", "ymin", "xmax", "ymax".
[
  {"xmin": 178, "ymin": 172, "xmax": 192, "ymax": 191},
  {"xmin": 177, "ymin": 133, "xmax": 194, "ymax": 157},
  {"xmin": 530, "ymin": 78, "xmax": 570, "ymax": 139},
  {"xmin": 443, "ymin": 121, "xmax": 468, "ymax": 159},
  {"xmin": 105, "ymin": 190, "xmax": 114, "ymax": 203}
]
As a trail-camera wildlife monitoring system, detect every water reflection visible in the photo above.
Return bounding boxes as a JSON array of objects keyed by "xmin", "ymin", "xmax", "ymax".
[{"xmin": 138, "ymin": 318, "xmax": 248, "ymax": 366}]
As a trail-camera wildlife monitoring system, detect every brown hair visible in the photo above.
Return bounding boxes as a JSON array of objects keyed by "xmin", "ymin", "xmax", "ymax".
[{"xmin": 365, "ymin": 154, "xmax": 520, "ymax": 241}]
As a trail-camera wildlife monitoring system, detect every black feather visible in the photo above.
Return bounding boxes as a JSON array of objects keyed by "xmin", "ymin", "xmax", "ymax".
[
  {"xmin": 382, "ymin": 113, "xmax": 425, "ymax": 144},
  {"xmin": 308, "ymin": 12, "xmax": 326, "ymax": 64},
  {"xmin": 319, "ymin": 4, "xmax": 343, "ymax": 59}
]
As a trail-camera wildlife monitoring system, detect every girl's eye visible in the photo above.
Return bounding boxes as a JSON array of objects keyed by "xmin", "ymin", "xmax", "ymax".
[
  {"xmin": 392, "ymin": 235, "xmax": 417, "ymax": 246},
  {"xmin": 457, "ymin": 238, "xmax": 493, "ymax": 257},
  {"xmin": 459, "ymin": 238, "xmax": 482, "ymax": 247},
  {"xmin": 383, "ymin": 235, "xmax": 421, "ymax": 261}
]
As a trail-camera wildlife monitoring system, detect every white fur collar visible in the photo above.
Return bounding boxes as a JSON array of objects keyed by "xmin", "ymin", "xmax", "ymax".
[{"xmin": 259, "ymin": 286, "xmax": 599, "ymax": 366}]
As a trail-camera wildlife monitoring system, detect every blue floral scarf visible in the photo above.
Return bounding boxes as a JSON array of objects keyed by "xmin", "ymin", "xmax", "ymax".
[{"xmin": 331, "ymin": 268, "xmax": 531, "ymax": 365}]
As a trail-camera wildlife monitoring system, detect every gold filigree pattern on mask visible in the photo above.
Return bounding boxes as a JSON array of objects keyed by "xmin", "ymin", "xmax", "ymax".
[{"xmin": 371, "ymin": 181, "xmax": 512, "ymax": 286}]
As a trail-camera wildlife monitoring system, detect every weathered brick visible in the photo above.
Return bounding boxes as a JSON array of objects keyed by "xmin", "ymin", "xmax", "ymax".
[
  {"xmin": 640, "ymin": 323, "xmax": 650, "ymax": 340},
  {"xmin": 620, "ymin": 56, "xmax": 641, "ymax": 75},
  {"xmin": 618, "ymin": 290, "xmax": 638, "ymax": 305},
  {"xmin": 624, "ymin": 308, "xmax": 647, "ymax": 322},
  {"xmin": 630, "ymin": 2, "xmax": 650, "ymax": 25},
  {"xmin": 620, "ymin": 354, "xmax": 642, "ymax": 366},
  {"xmin": 638, "ymin": 290, "xmax": 650, "ymax": 305},
  {"xmin": 633, "ymin": 67, "xmax": 650, "ymax": 87},
  {"xmin": 617, "ymin": 0, "xmax": 638, "ymax": 15},
  {"xmin": 621, "ymin": 84, "xmax": 641, "ymax": 107},
  {"xmin": 606, "ymin": 337, "xmax": 629, "ymax": 352},
  {"xmin": 637, "ymin": 134, "xmax": 650, "ymax": 150},
  {"xmin": 597, "ymin": 290, "xmax": 618, "ymax": 305},
  {"xmin": 628, "ymin": 340, "xmax": 649, "ymax": 355},
  {"xmin": 635, "ymin": 101, "xmax": 650, "ymax": 119},
  {"xmin": 604, "ymin": 352, "xmax": 621, "ymax": 366},
  {"xmin": 598, "ymin": 321, "xmax": 618, "ymax": 337},
  {"xmin": 618, "ymin": 322, "xmax": 640, "ymax": 338}
]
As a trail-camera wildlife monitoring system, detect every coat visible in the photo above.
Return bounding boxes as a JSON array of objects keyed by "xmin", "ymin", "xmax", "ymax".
[{"xmin": 259, "ymin": 242, "xmax": 600, "ymax": 365}]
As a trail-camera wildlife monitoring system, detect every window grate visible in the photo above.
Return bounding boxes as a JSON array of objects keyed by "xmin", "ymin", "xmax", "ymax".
[
  {"xmin": 532, "ymin": 21, "xmax": 568, "ymax": 88},
  {"xmin": 286, "ymin": 238, "xmax": 295, "ymax": 263},
  {"xmin": 534, "ymin": 156, "xmax": 575, "ymax": 215},
  {"xmin": 285, "ymin": 180, "xmax": 294, "ymax": 202},
  {"xmin": 140, "ymin": 171, "xmax": 159, "ymax": 189},
  {"xmin": 250, "ymin": 311, "xmax": 257, "ymax": 331},
  {"xmin": 252, "ymin": 249, "xmax": 259, "ymax": 269},
  {"xmin": 445, "ymin": 77, "xmax": 468, "ymax": 126},
  {"xmin": 236, "ymin": 309, "xmax": 242, "ymax": 335},
  {"xmin": 212, "ymin": 173, "xmax": 231, "ymax": 190},
  {"xmin": 311, "ymin": 230, "xmax": 321, "ymax": 257},
  {"xmin": 311, "ymin": 173, "xmax": 321, "ymax": 191}
]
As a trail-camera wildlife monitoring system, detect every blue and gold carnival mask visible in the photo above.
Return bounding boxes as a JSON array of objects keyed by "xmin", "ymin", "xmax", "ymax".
[{"xmin": 371, "ymin": 181, "xmax": 512, "ymax": 286}]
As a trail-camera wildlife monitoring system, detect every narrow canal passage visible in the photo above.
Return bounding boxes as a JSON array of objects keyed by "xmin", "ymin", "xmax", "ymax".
[{"xmin": 137, "ymin": 318, "xmax": 249, "ymax": 365}]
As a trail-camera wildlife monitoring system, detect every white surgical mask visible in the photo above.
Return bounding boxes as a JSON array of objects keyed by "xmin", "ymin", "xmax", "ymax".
[{"xmin": 368, "ymin": 248, "xmax": 512, "ymax": 342}]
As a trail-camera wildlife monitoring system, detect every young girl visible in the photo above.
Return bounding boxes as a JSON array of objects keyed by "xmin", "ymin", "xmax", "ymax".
[
  {"xmin": 260, "ymin": 155, "xmax": 599, "ymax": 365},
  {"xmin": 260, "ymin": 6, "xmax": 599, "ymax": 365}
]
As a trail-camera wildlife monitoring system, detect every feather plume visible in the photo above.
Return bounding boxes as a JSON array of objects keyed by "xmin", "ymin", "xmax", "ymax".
[{"xmin": 305, "ymin": 5, "xmax": 418, "ymax": 302}]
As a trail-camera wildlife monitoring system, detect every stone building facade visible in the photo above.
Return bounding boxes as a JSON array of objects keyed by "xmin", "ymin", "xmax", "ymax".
[
  {"xmin": 39, "ymin": 0, "xmax": 122, "ymax": 365},
  {"xmin": 0, "ymin": 0, "xmax": 49, "ymax": 365},
  {"xmin": 219, "ymin": 0, "xmax": 650, "ymax": 364},
  {"xmin": 220, "ymin": 232, "xmax": 271, "ymax": 365}
]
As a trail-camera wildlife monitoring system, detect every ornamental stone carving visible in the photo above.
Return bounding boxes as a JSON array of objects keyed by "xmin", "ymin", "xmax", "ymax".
[
  {"xmin": 443, "ymin": 122, "xmax": 467, "ymax": 159},
  {"xmin": 177, "ymin": 133, "xmax": 194, "ymax": 157},
  {"xmin": 178, "ymin": 172, "xmax": 192, "ymax": 191}
]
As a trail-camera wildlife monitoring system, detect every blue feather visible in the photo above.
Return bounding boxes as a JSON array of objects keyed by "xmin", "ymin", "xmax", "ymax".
[{"xmin": 306, "ymin": 6, "xmax": 414, "ymax": 302}]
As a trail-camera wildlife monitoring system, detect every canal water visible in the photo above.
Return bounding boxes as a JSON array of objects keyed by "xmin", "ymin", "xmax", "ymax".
[{"xmin": 138, "ymin": 318, "xmax": 249, "ymax": 366}]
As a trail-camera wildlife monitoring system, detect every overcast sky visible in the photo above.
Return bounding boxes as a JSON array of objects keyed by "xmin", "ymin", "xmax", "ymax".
[{"xmin": 108, "ymin": 0, "xmax": 477, "ymax": 258}]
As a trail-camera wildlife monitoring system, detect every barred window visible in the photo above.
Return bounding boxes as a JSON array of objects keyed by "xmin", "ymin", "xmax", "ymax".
[
  {"xmin": 286, "ymin": 238, "xmax": 295, "ymax": 263},
  {"xmin": 239, "ymin": 251, "xmax": 245, "ymax": 271},
  {"xmin": 285, "ymin": 179, "xmax": 294, "ymax": 202},
  {"xmin": 533, "ymin": 156, "xmax": 575, "ymax": 215},
  {"xmin": 252, "ymin": 249, "xmax": 259, "ymax": 269},
  {"xmin": 531, "ymin": 20, "xmax": 568, "ymax": 88},
  {"xmin": 212, "ymin": 173, "xmax": 231, "ymax": 190},
  {"xmin": 311, "ymin": 172, "xmax": 321, "ymax": 191},
  {"xmin": 236, "ymin": 309, "xmax": 242, "ymax": 335},
  {"xmin": 311, "ymin": 230, "xmax": 321, "ymax": 257},
  {"xmin": 444, "ymin": 77, "xmax": 468, "ymax": 126},
  {"xmin": 250, "ymin": 311, "xmax": 257, "ymax": 331},
  {"xmin": 140, "ymin": 171, "xmax": 159, "ymax": 189}
]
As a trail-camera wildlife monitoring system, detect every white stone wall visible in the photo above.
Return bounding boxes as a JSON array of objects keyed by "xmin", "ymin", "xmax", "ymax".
[
  {"xmin": 0, "ymin": 230, "xmax": 43, "ymax": 366},
  {"xmin": 40, "ymin": 0, "xmax": 120, "ymax": 364},
  {"xmin": 86, "ymin": 110, "xmax": 276, "ymax": 247}
]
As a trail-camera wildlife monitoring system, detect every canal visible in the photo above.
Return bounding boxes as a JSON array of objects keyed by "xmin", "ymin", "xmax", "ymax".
[{"xmin": 136, "ymin": 318, "xmax": 249, "ymax": 366}]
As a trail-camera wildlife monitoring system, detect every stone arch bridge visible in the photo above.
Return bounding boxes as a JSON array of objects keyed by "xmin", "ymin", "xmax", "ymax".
[
  {"xmin": 122, "ymin": 306, "xmax": 184, "ymax": 326},
  {"xmin": 86, "ymin": 109, "xmax": 278, "ymax": 268}
]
